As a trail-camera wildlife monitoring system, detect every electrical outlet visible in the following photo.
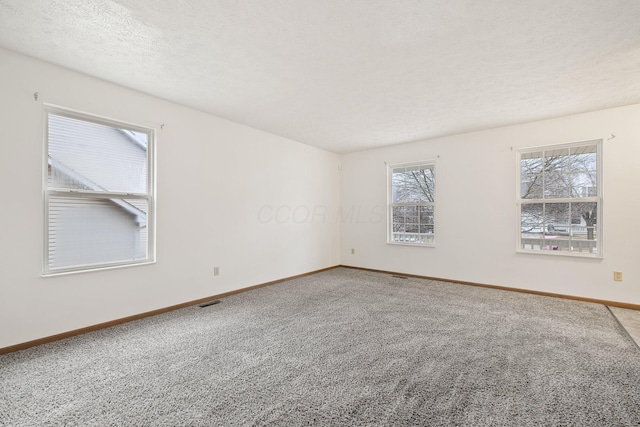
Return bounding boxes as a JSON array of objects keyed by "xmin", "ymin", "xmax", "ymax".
[
  {"xmin": 214, "ymin": 266, "xmax": 220, "ymax": 276},
  {"xmin": 351, "ymin": 248, "xmax": 355, "ymax": 255},
  {"xmin": 613, "ymin": 271, "xmax": 623, "ymax": 282}
]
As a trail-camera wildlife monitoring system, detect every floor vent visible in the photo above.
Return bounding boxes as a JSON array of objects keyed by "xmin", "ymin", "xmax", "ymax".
[
  {"xmin": 391, "ymin": 275, "xmax": 408, "ymax": 279},
  {"xmin": 198, "ymin": 300, "xmax": 221, "ymax": 308}
]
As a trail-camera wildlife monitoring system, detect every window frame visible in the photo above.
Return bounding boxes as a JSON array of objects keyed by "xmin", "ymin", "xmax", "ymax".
[
  {"xmin": 516, "ymin": 139, "xmax": 602, "ymax": 258},
  {"xmin": 387, "ymin": 160, "xmax": 436, "ymax": 247},
  {"xmin": 43, "ymin": 105, "xmax": 157, "ymax": 276}
]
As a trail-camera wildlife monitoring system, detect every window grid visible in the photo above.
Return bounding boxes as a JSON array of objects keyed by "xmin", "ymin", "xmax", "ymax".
[
  {"xmin": 518, "ymin": 140, "xmax": 601, "ymax": 257},
  {"xmin": 388, "ymin": 162, "xmax": 435, "ymax": 246},
  {"xmin": 44, "ymin": 106, "xmax": 156, "ymax": 275}
]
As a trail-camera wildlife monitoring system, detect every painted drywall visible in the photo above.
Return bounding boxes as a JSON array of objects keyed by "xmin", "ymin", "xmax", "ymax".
[
  {"xmin": 340, "ymin": 104, "xmax": 640, "ymax": 305},
  {"xmin": 0, "ymin": 47, "xmax": 340, "ymax": 348}
]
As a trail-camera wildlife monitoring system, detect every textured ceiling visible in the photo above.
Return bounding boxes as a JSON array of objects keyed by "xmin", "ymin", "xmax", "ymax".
[{"xmin": 1, "ymin": 1, "xmax": 640, "ymax": 153}]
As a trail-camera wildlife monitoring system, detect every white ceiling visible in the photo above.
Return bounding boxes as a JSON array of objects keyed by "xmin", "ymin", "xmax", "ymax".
[{"xmin": 1, "ymin": 1, "xmax": 639, "ymax": 153}]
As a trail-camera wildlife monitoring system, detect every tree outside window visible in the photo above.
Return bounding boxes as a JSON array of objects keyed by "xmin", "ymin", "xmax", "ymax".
[
  {"xmin": 518, "ymin": 141, "xmax": 601, "ymax": 256},
  {"xmin": 389, "ymin": 162, "xmax": 435, "ymax": 245}
]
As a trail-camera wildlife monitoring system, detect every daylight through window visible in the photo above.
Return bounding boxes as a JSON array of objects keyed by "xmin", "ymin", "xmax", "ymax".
[
  {"xmin": 44, "ymin": 107, "xmax": 155, "ymax": 274},
  {"xmin": 388, "ymin": 162, "xmax": 435, "ymax": 245},
  {"xmin": 518, "ymin": 140, "xmax": 601, "ymax": 257}
]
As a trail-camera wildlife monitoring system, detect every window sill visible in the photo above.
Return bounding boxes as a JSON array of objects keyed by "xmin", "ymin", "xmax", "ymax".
[
  {"xmin": 515, "ymin": 249, "xmax": 602, "ymax": 259},
  {"xmin": 42, "ymin": 260, "xmax": 156, "ymax": 277},
  {"xmin": 387, "ymin": 242, "xmax": 435, "ymax": 248}
]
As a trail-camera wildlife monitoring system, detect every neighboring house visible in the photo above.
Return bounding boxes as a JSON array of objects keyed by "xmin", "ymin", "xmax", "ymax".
[{"xmin": 47, "ymin": 114, "xmax": 148, "ymax": 270}]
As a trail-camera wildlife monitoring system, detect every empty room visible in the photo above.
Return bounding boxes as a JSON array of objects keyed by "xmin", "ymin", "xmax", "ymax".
[{"xmin": 1, "ymin": 1, "xmax": 640, "ymax": 425}]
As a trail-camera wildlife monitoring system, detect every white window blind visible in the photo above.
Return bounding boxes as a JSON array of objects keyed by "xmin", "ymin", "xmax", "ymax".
[{"xmin": 44, "ymin": 108, "xmax": 155, "ymax": 275}]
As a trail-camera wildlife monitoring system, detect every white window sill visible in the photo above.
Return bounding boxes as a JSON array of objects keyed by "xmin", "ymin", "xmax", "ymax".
[
  {"xmin": 515, "ymin": 249, "xmax": 602, "ymax": 259},
  {"xmin": 387, "ymin": 242, "xmax": 436, "ymax": 248},
  {"xmin": 43, "ymin": 260, "xmax": 156, "ymax": 277}
]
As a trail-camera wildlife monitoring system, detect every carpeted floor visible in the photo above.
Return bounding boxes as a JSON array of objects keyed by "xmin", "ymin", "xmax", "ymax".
[{"xmin": 1, "ymin": 267, "xmax": 639, "ymax": 426}]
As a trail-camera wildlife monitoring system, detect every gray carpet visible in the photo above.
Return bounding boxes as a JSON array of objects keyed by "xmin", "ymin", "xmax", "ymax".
[{"xmin": 1, "ymin": 267, "xmax": 639, "ymax": 426}]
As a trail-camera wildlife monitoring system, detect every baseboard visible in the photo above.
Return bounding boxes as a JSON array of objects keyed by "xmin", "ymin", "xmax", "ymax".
[
  {"xmin": 340, "ymin": 265, "xmax": 640, "ymax": 311},
  {"xmin": 4, "ymin": 264, "xmax": 637, "ymax": 355},
  {"xmin": 0, "ymin": 265, "xmax": 340, "ymax": 355}
]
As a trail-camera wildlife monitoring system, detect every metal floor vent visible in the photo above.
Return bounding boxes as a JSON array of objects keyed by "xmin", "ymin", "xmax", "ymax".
[
  {"xmin": 391, "ymin": 275, "xmax": 408, "ymax": 279},
  {"xmin": 198, "ymin": 300, "xmax": 221, "ymax": 308}
]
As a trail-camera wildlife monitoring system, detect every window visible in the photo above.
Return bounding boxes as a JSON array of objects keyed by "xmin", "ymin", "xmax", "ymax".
[
  {"xmin": 388, "ymin": 162, "xmax": 435, "ymax": 245},
  {"xmin": 517, "ymin": 140, "xmax": 601, "ymax": 257},
  {"xmin": 44, "ymin": 107, "xmax": 155, "ymax": 275}
]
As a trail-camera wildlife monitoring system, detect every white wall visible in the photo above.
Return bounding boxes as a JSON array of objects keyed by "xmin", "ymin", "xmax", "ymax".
[
  {"xmin": 0, "ymin": 47, "xmax": 340, "ymax": 348},
  {"xmin": 340, "ymin": 104, "xmax": 640, "ymax": 305}
]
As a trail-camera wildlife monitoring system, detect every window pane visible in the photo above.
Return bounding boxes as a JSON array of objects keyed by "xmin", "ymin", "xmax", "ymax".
[
  {"xmin": 521, "ymin": 203, "xmax": 543, "ymax": 233},
  {"xmin": 571, "ymin": 202, "xmax": 597, "ymax": 239},
  {"xmin": 407, "ymin": 166, "xmax": 435, "ymax": 203},
  {"xmin": 48, "ymin": 196, "xmax": 148, "ymax": 270},
  {"xmin": 570, "ymin": 172, "xmax": 597, "ymax": 197},
  {"xmin": 569, "ymin": 144, "xmax": 597, "ymax": 197},
  {"xmin": 405, "ymin": 206, "xmax": 419, "ymax": 223},
  {"xmin": 391, "ymin": 168, "xmax": 406, "ymax": 203},
  {"xmin": 392, "ymin": 206, "xmax": 406, "ymax": 230},
  {"xmin": 570, "ymin": 145, "xmax": 597, "ymax": 171},
  {"xmin": 419, "ymin": 224, "xmax": 434, "ymax": 234},
  {"xmin": 48, "ymin": 114, "xmax": 149, "ymax": 194},
  {"xmin": 520, "ymin": 152, "xmax": 543, "ymax": 199},
  {"xmin": 406, "ymin": 223, "xmax": 419, "ymax": 233},
  {"xmin": 419, "ymin": 206, "xmax": 434, "ymax": 224},
  {"xmin": 521, "ymin": 151, "xmax": 543, "ymax": 172},
  {"xmin": 392, "ymin": 165, "xmax": 435, "ymax": 203},
  {"xmin": 521, "ymin": 174, "xmax": 543, "ymax": 199},
  {"xmin": 544, "ymin": 203, "xmax": 570, "ymax": 235},
  {"xmin": 543, "ymin": 148, "xmax": 570, "ymax": 198}
]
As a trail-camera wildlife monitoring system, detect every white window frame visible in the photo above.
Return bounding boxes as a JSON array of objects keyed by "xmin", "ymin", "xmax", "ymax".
[
  {"xmin": 43, "ymin": 105, "xmax": 156, "ymax": 276},
  {"xmin": 516, "ymin": 139, "xmax": 602, "ymax": 258},
  {"xmin": 387, "ymin": 161, "xmax": 436, "ymax": 247}
]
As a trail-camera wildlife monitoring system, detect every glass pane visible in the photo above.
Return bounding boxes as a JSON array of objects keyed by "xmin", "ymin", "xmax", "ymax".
[
  {"xmin": 408, "ymin": 165, "xmax": 435, "ymax": 203},
  {"xmin": 419, "ymin": 224, "xmax": 434, "ymax": 234},
  {"xmin": 520, "ymin": 152, "xmax": 543, "ymax": 199},
  {"xmin": 392, "ymin": 165, "xmax": 434, "ymax": 203},
  {"xmin": 48, "ymin": 113, "xmax": 149, "ymax": 194},
  {"xmin": 521, "ymin": 174, "xmax": 543, "ymax": 199},
  {"xmin": 570, "ymin": 145, "xmax": 597, "ymax": 172},
  {"xmin": 544, "ymin": 203, "xmax": 570, "ymax": 235},
  {"xmin": 521, "ymin": 203, "xmax": 543, "ymax": 250},
  {"xmin": 521, "ymin": 203, "xmax": 543, "ymax": 234},
  {"xmin": 392, "ymin": 206, "xmax": 406, "ymax": 229},
  {"xmin": 543, "ymin": 148, "xmax": 570, "ymax": 198},
  {"xmin": 571, "ymin": 202, "xmax": 597, "ymax": 239},
  {"xmin": 406, "ymin": 223, "xmax": 419, "ymax": 233},
  {"xmin": 419, "ymin": 206, "xmax": 434, "ymax": 224},
  {"xmin": 521, "ymin": 151, "xmax": 543, "ymax": 171},
  {"xmin": 391, "ymin": 204, "xmax": 434, "ymax": 243},
  {"xmin": 570, "ymin": 172, "xmax": 597, "ymax": 197},
  {"xmin": 391, "ymin": 168, "xmax": 406, "ymax": 203},
  {"xmin": 405, "ymin": 206, "xmax": 419, "ymax": 224},
  {"xmin": 48, "ymin": 196, "xmax": 149, "ymax": 270}
]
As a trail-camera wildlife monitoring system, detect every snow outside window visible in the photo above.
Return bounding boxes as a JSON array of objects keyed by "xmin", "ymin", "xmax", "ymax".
[
  {"xmin": 518, "ymin": 140, "xmax": 602, "ymax": 257},
  {"xmin": 388, "ymin": 162, "xmax": 435, "ymax": 246}
]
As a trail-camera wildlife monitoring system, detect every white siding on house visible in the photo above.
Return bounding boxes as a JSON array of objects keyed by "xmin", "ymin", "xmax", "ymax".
[
  {"xmin": 48, "ymin": 114, "xmax": 148, "ymax": 194},
  {"xmin": 49, "ymin": 197, "xmax": 147, "ymax": 269}
]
